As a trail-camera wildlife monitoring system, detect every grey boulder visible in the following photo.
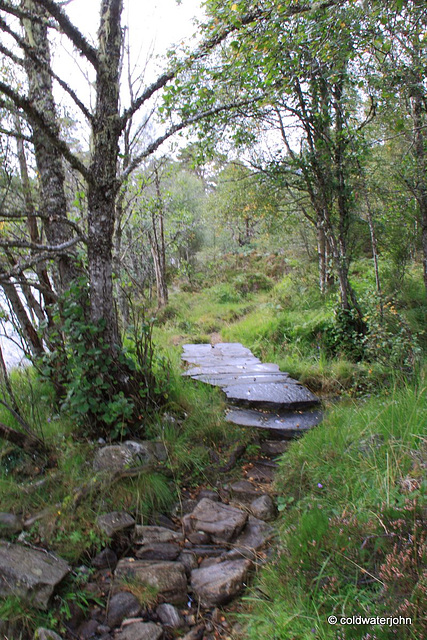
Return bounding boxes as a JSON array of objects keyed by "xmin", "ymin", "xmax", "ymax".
[
  {"xmin": 249, "ymin": 495, "xmax": 276, "ymax": 521},
  {"xmin": 234, "ymin": 515, "xmax": 274, "ymax": 552},
  {"xmin": 96, "ymin": 512, "xmax": 135, "ymax": 537},
  {"xmin": 183, "ymin": 498, "xmax": 247, "ymax": 543},
  {"xmin": 115, "ymin": 559, "xmax": 187, "ymax": 605},
  {"xmin": 191, "ymin": 559, "xmax": 251, "ymax": 607},
  {"xmin": 107, "ymin": 591, "xmax": 141, "ymax": 628},
  {"xmin": 156, "ymin": 603, "xmax": 184, "ymax": 629},
  {"xmin": 114, "ymin": 621, "xmax": 163, "ymax": 640},
  {"xmin": 93, "ymin": 440, "xmax": 166, "ymax": 473},
  {"xmin": 0, "ymin": 541, "xmax": 69, "ymax": 609},
  {"xmin": 0, "ymin": 513, "xmax": 23, "ymax": 537}
]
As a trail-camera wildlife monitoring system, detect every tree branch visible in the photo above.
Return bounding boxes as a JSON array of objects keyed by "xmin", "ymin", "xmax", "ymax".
[
  {"xmin": 0, "ymin": 237, "xmax": 81, "ymax": 252},
  {"xmin": 0, "ymin": 14, "xmax": 93, "ymax": 123},
  {"xmin": 119, "ymin": 97, "xmax": 260, "ymax": 184},
  {"xmin": 0, "ymin": 420, "xmax": 48, "ymax": 455},
  {"xmin": 31, "ymin": 0, "xmax": 99, "ymax": 69},
  {"xmin": 0, "ymin": 79, "xmax": 89, "ymax": 179}
]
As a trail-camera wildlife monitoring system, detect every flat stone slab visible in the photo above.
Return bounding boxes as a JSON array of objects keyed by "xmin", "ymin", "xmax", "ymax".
[
  {"xmin": 183, "ymin": 343, "xmax": 253, "ymax": 356},
  {"xmin": 226, "ymin": 408, "xmax": 323, "ymax": 435},
  {"xmin": 0, "ymin": 541, "xmax": 70, "ymax": 609},
  {"xmin": 189, "ymin": 372, "xmax": 291, "ymax": 386},
  {"xmin": 182, "ymin": 356, "xmax": 261, "ymax": 368},
  {"xmin": 183, "ymin": 363, "xmax": 281, "ymax": 376},
  {"xmin": 182, "ymin": 342, "xmax": 321, "ymax": 434},
  {"xmin": 222, "ymin": 381, "xmax": 318, "ymax": 409}
]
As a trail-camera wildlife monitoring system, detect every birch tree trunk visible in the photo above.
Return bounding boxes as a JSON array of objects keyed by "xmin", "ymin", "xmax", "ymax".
[
  {"xmin": 21, "ymin": 0, "xmax": 77, "ymax": 292},
  {"xmin": 87, "ymin": 0, "xmax": 123, "ymax": 350},
  {"xmin": 411, "ymin": 93, "xmax": 427, "ymax": 296}
]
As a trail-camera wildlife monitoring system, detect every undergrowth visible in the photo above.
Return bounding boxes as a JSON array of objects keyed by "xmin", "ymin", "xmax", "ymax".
[{"xmin": 242, "ymin": 375, "xmax": 427, "ymax": 639}]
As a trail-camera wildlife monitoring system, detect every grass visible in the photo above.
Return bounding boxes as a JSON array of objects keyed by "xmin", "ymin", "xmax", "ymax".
[
  {"xmin": 240, "ymin": 374, "xmax": 427, "ymax": 640},
  {"xmin": 0, "ymin": 253, "xmax": 426, "ymax": 638}
]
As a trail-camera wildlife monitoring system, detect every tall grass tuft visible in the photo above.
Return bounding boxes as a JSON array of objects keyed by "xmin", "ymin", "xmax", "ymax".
[{"xmin": 242, "ymin": 372, "xmax": 427, "ymax": 639}]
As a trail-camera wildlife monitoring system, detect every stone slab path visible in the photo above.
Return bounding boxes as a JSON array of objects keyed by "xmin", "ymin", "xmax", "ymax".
[{"xmin": 182, "ymin": 342, "xmax": 322, "ymax": 437}]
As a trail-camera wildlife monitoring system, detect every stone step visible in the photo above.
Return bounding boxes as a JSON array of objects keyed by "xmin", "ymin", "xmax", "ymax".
[
  {"xmin": 226, "ymin": 407, "xmax": 323, "ymax": 438},
  {"xmin": 222, "ymin": 381, "xmax": 319, "ymax": 410},
  {"xmin": 188, "ymin": 372, "xmax": 291, "ymax": 386},
  {"xmin": 182, "ymin": 342, "xmax": 322, "ymax": 435},
  {"xmin": 183, "ymin": 363, "xmax": 281, "ymax": 376}
]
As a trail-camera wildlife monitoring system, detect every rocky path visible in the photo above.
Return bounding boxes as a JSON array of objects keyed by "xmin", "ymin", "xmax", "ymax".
[
  {"xmin": 182, "ymin": 342, "xmax": 322, "ymax": 437},
  {"xmin": 1, "ymin": 437, "xmax": 282, "ymax": 640},
  {"xmin": 0, "ymin": 344, "xmax": 322, "ymax": 640}
]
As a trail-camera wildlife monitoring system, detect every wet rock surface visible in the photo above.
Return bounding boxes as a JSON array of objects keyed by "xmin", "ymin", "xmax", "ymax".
[{"xmin": 182, "ymin": 342, "xmax": 320, "ymax": 414}]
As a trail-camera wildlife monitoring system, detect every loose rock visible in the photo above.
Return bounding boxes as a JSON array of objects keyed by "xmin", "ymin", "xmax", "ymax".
[
  {"xmin": 135, "ymin": 542, "xmax": 180, "ymax": 561},
  {"xmin": 92, "ymin": 547, "xmax": 118, "ymax": 570},
  {"xmin": 93, "ymin": 445, "xmax": 138, "ymax": 473},
  {"xmin": 229, "ymin": 480, "xmax": 261, "ymax": 503},
  {"xmin": 107, "ymin": 591, "xmax": 141, "ymax": 628},
  {"xmin": 234, "ymin": 515, "xmax": 274, "ymax": 552},
  {"xmin": 0, "ymin": 541, "xmax": 69, "ymax": 609},
  {"xmin": 77, "ymin": 618, "xmax": 99, "ymax": 639},
  {"xmin": 115, "ymin": 559, "xmax": 187, "ymax": 605},
  {"xmin": 156, "ymin": 603, "xmax": 184, "ymax": 629},
  {"xmin": 0, "ymin": 513, "xmax": 23, "ymax": 537},
  {"xmin": 249, "ymin": 495, "xmax": 276, "ymax": 521},
  {"xmin": 184, "ymin": 498, "xmax": 247, "ymax": 543},
  {"xmin": 96, "ymin": 512, "xmax": 135, "ymax": 537},
  {"xmin": 134, "ymin": 525, "xmax": 183, "ymax": 545},
  {"xmin": 114, "ymin": 621, "xmax": 163, "ymax": 640},
  {"xmin": 191, "ymin": 559, "xmax": 251, "ymax": 607}
]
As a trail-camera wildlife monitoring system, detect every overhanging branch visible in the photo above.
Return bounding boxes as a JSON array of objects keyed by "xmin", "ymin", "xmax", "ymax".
[
  {"xmin": 0, "ymin": 79, "xmax": 89, "ymax": 179},
  {"xmin": 32, "ymin": 0, "xmax": 99, "ymax": 69}
]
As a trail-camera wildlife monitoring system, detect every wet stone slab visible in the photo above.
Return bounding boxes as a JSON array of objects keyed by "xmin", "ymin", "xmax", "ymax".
[
  {"xmin": 189, "ymin": 372, "xmax": 291, "ymax": 386},
  {"xmin": 182, "ymin": 342, "xmax": 321, "ymax": 434},
  {"xmin": 183, "ymin": 363, "xmax": 281, "ymax": 376},
  {"xmin": 222, "ymin": 381, "xmax": 319, "ymax": 409},
  {"xmin": 226, "ymin": 408, "xmax": 323, "ymax": 436},
  {"xmin": 182, "ymin": 343, "xmax": 253, "ymax": 357}
]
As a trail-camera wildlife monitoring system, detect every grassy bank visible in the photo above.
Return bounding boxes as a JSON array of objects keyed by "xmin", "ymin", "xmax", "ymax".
[
  {"xmin": 0, "ymin": 254, "xmax": 426, "ymax": 637},
  {"xmin": 241, "ymin": 376, "xmax": 426, "ymax": 639}
]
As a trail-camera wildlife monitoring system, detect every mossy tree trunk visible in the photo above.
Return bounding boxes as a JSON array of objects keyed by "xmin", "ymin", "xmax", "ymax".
[{"xmin": 86, "ymin": 0, "xmax": 123, "ymax": 351}]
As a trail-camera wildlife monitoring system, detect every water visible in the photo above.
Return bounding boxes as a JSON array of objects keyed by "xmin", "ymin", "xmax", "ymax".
[{"xmin": 0, "ymin": 290, "xmax": 30, "ymax": 370}]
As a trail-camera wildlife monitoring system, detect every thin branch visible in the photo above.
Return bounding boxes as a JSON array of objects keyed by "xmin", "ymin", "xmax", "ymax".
[
  {"xmin": 0, "ymin": 237, "xmax": 80, "ymax": 252},
  {"xmin": 30, "ymin": 0, "xmax": 99, "ymax": 69},
  {"xmin": 120, "ymin": 97, "xmax": 260, "ymax": 184},
  {"xmin": 0, "ymin": 15, "xmax": 93, "ymax": 122},
  {"xmin": 0, "ymin": 79, "xmax": 89, "ymax": 179},
  {"xmin": 0, "ymin": 210, "xmax": 87, "ymax": 241}
]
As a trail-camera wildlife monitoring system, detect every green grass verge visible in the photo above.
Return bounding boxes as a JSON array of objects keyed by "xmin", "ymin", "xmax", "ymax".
[{"xmin": 241, "ymin": 374, "xmax": 427, "ymax": 640}]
